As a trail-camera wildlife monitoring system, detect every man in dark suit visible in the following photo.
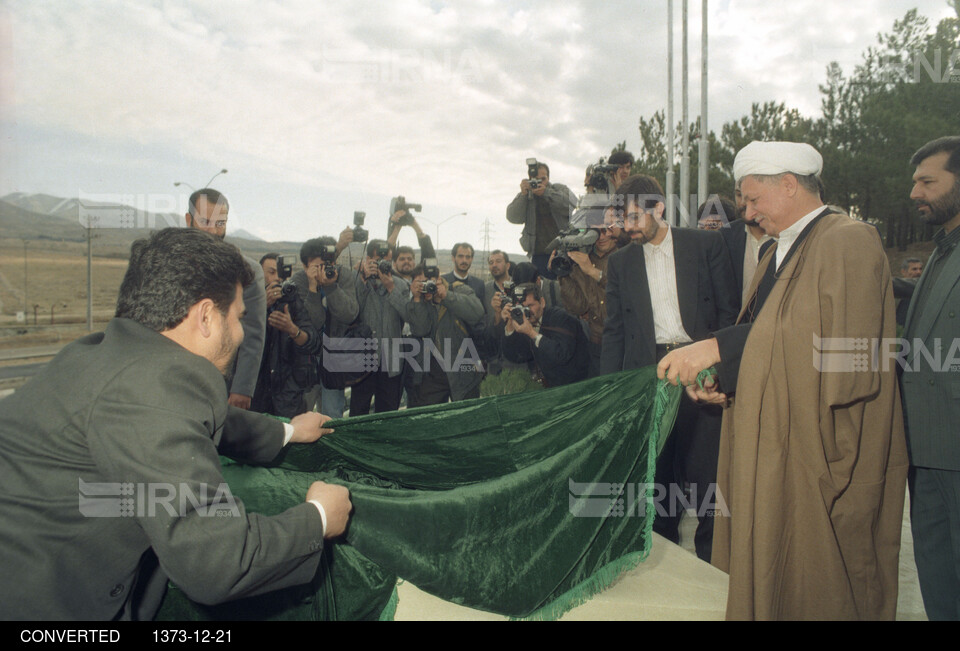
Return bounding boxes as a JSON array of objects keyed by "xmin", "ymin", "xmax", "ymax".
[
  {"xmin": 0, "ymin": 228, "xmax": 352, "ymax": 620},
  {"xmin": 715, "ymin": 190, "xmax": 773, "ymax": 311},
  {"xmin": 501, "ymin": 283, "xmax": 589, "ymax": 387},
  {"xmin": 184, "ymin": 188, "xmax": 265, "ymax": 411},
  {"xmin": 601, "ymin": 174, "xmax": 738, "ymax": 561},
  {"xmin": 442, "ymin": 242, "xmax": 486, "ymax": 308},
  {"xmin": 901, "ymin": 135, "xmax": 960, "ymax": 620}
]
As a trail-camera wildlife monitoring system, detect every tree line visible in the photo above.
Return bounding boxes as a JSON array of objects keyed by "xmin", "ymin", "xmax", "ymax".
[{"xmin": 624, "ymin": 5, "xmax": 960, "ymax": 250}]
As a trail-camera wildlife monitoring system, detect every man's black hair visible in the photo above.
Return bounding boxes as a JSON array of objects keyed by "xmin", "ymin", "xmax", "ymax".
[
  {"xmin": 396, "ymin": 245, "xmax": 416, "ymax": 258},
  {"xmin": 696, "ymin": 195, "xmax": 738, "ymax": 224},
  {"xmin": 911, "ymin": 136, "xmax": 960, "ymax": 175},
  {"xmin": 608, "ymin": 150, "xmax": 635, "ymax": 167},
  {"xmin": 614, "ymin": 174, "xmax": 665, "ymax": 213},
  {"xmin": 259, "ymin": 252, "xmax": 280, "ymax": 266},
  {"xmin": 300, "ymin": 237, "xmax": 337, "ymax": 265},
  {"xmin": 187, "ymin": 188, "xmax": 229, "ymax": 218},
  {"xmin": 489, "ymin": 249, "xmax": 510, "ymax": 264},
  {"xmin": 116, "ymin": 228, "xmax": 253, "ymax": 332},
  {"xmin": 516, "ymin": 282, "xmax": 542, "ymax": 303},
  {"xmin": 511, "ymin": 262, "xmax": 541, "ymax": 285},
  {"xmin": 451, "ymin": 242, "xmax": 475, "ymax": 258}
]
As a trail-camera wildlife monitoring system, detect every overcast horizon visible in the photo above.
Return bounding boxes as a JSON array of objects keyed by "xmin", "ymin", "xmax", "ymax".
[{"xmin": 1, "ymin": 0, "xmax": 956, "ymax": 254}]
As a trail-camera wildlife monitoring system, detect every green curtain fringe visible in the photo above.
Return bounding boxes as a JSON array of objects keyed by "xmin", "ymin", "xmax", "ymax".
[
  {"xmin": 378, "ymin": 585, "xmax": 400, "ymax": 621},
  {"xmin": 510, "ymin": 380, "xmax": 675, "ymax": 621},
  {"xmin": 513, "ymin": 551, "xmax": 647, "ymax": 621}
]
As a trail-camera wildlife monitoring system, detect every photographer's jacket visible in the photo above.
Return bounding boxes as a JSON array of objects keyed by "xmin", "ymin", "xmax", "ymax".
[
  {"xmin": 506, "ymin": 184, "xmax": 578, "ymax": 255},
  {"xmin": 406, "ymin": 283, "xmax": 486, "ymax": 400},
  {"xmin": 502, "ymin": 306, "xmax": 589, "ymax": 387},
  {"xmin": 355, "ymin": 273, "xmax": 412, "ymax": 378}
]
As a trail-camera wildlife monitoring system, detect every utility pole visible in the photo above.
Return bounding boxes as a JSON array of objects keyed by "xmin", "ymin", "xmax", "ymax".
[
  {"xmin": 479, "ymin": 219, "xmax": 494, "ymax": 281},
  {"xmin": 666, "ymin": 0, "xmax": 676, "ymax": 226},
  {"xmin": 698, "ymin": 0, "xmax": 709, "ymax": 208}
]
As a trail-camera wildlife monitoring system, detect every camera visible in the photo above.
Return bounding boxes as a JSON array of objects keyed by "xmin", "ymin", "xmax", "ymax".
[
  {"xmin": 274, "ymin": 254, "xmax": 298, "ymax": 302},
  {"xmin": 510, "ymin": 305, "xmax": 532, "ymax": 325},
  {"xmin": 318, "ymin": 244, "xmax": 338, "ymax": 279},
  {"xmin": 389, "ymin": 196, "xmax": 423, "ymax": 228},
  {"xmin": 526, "ymin": 157, "xmax": 542, "ymax": 190},
  {"xmin": 585, "ymin": 157, "xmax": 620, "ymax": 194},
  {"xmin": 352, "ymin": 211, "xmax": 369, "ymax": 242},
  {"xmin": 546, "ymin": 229, "xmax": 600, "ymax": 278},
  {"xmin": 374, "ymin": 243, "xmax": 392, "ymax": 276},
  {"xmin": 422, "ymin": 279, "xmax": 438, "ymax": 295},
  {"xmin": 498, "ymin": 280, "xmax": 517, "ymax": 308},
  {"xmin": 422, "ymin": 257, "xmax": 440, "ymax": 279}
]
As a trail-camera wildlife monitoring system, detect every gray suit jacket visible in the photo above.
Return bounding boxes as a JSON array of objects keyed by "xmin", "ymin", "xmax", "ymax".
[
  {"xmin": 900, "ymin": 242, "xmax": 960, "ymax": 470},
  {"xmin": 0, "ymin": 319, "xmax": 325, "ymax": 620},
  {"xmin": 229, "ymin": 255, "xmax": 267, "ymax": 398}
]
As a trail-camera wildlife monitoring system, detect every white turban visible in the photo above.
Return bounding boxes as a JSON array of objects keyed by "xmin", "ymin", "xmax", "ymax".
[{"xmin": 733, "ymin": 141, "xmax": 823, "ymax": 183}]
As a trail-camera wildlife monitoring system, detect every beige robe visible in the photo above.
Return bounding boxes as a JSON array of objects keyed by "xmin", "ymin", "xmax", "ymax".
[{"xmin": 712, "ymin": 213, "xmax": 909, "ymax": 620}]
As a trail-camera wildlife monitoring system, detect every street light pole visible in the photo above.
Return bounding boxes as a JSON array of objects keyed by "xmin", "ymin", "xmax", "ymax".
[{"xmin": 204, "ymin": 168, "xmax": 228, "ymax": 188}]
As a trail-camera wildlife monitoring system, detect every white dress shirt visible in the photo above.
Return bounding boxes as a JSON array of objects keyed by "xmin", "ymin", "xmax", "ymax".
[{"xmin": 642, "ymin": 226, "xmax": 693, "ymax": 344}]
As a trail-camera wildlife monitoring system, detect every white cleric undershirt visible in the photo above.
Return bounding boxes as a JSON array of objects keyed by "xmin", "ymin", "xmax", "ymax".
[
  {"xmin": 642, "ymin": 225, "xmax": 693, "ymax": 344},
  {"xmin": 775, "ymin": 206, "xmax": 823, "ymax": 270},
  {"xmin": 281, "ymin": 422, "xmax": 328, "ymax": 535},
  {"xmin": 742, "ymin": 224, "xmax": 773, "ymax": 306}
]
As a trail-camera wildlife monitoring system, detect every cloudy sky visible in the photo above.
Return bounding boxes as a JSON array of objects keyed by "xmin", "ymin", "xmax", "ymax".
[{"xmin": 0, "ymin": 0, "xmax": 955, "ymax": 254}]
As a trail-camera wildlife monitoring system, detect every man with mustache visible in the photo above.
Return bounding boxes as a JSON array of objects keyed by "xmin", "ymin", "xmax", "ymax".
[{"xmin": 900, "ymin": 135, "xmax": 960, "ymax": 621}]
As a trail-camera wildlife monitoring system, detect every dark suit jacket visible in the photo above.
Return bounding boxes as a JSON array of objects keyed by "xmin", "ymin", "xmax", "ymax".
[
  {"xmin": 0, "ymin": 319, "xmax": 325, "ymax": 620},
  {"xmin": 719, "ymin": 218, "xmax": 748, "ymax": 306},
  {"xmin": 601, "ymin": 227, "xmax": 739, "ymax": 373},
  {"xmin": 901, "ymin": 242, "xmax": 960, "ymax": 471},
  {"xmin": 502, "ymin": 306, "xmax": 588, "ymax": 386}
]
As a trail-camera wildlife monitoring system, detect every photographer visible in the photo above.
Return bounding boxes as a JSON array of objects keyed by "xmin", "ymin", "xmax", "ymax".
[
  {"xmin": 506, "ymin": 159, "xmax": 578, "ymax": 280},
  {"xmin": 352, "ymin": 240, "xmax": 412, "ymax": 415},
  {"xmin": 406, "ymin": 266, "xmax": 485, "ymax": 405},
  {"xmin": 251, "ymin": 253, "xmax": 321, "ymax": 418},
  {"xmin": 554, "ymin": 206, "xmax": 626, "ymax": 377},
  {"xmin": 501, "ymin": 283, "xmax": 589, "ymax": 387},
  {"xmin": 386, "ymin": 205, "xmax": 437, "ymax": 276},
  {"xmin": 291, "ymin": 237, "xmax": 360, "ymax": 418}
]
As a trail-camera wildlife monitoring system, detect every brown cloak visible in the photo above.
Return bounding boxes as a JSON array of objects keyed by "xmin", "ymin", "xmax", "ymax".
[{"xmin": 712, "ymin": 213, "xmax": 909, "ymax": 620}]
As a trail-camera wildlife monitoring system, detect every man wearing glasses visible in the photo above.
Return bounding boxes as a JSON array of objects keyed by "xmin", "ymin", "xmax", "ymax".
[
  {"xmin": 601, "ymin": 174, "xmax": 738, "ymax": 562},
  {"xmin": 185, "ymin": 188, "xmax": 266, "ymax": 412}
]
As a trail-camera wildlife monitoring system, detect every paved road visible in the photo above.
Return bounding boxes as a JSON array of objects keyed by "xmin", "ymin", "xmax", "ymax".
[{"xmin": 0, "ymin": 362, "xmax": 46, "ymax": 381}]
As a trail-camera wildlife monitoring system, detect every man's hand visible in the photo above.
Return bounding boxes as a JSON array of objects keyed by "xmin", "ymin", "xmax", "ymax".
[
  {"xmin": 228, "ymin": 393, "xmax": 251, "ymax": 410},
  {"xmin": 306, "ymin": 481, "xmax": 352, "ymax": 539},
  {"xmin": 318, "ymin": 264, "xmax": 338, "ymax": 287},
  {"xmin": 684, "ymin": 378, "xmax": 729, "ymax": 407},
  {"xmin": 657, "ymin": 338, "xmax": 721, "ymax": 387},
  {"xmin": 567, "ymin": 251, "xmax": 596, "ymax": 277},
  {"xmin": 289, "ymin": 412, "xmax": 335, "ymax": 443},
  {"xmin": 434, "ymin": 279, "xmax": 448, "ymax": 302},
  {"xmin": 305, "ymin": 262, "xmax": 322, "ymax": 293},
  {"xmin": 266, "ymin": 281, "xmax": 283, "ymax": 308},
  {"xmin": 379, "ymin": 270, "xmax": 395, "ymax": 293},
  {"xmin": 516, "ymin": 313, "xmax": 536, "ymax": 339},
  {"xmin": 267, "ymin": 304, "xmax": 298, "ymax": 336},
  {"xmin": 336, "ymin": 227, "xmax": 354, "ymax": 255},
  {"xmin": 520, "ymin": 178, "xmax": 532, "ymax": 196},
  {"xmin": 410, "ymin": 278, "xmax": 423, "ymax": 302},
  {"xmin": 502, "ymin": 304, "xmax": 516, "ymax": 333},
  {"xmin": 362, "ymin": 259, "xmax": 379, "ymax": 280}
]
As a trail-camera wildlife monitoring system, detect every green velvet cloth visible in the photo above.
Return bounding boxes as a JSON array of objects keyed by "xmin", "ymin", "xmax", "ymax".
[{"xmin": 157, "ymin": 367, "xmax": 681, "ymax": 621}]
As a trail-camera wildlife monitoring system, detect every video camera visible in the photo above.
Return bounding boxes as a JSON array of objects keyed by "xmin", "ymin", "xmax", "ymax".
[
  {"xmin": 389, "ymin": 196, "xmax": 422, "ymax": 228},
  {"xmin": 546, "ymin": 229, "xmax": 600, "ymax": 278},
  {"xmin": 526, "ymin": 158, "xmax": 543, "ymax": 190},
  {"xmin": 352, "ymin": 211, "xmax": 369, "ymax": 243},
  {"xmin": 585, "ymin": 157, "xmax": 620, "ymax": 194}
]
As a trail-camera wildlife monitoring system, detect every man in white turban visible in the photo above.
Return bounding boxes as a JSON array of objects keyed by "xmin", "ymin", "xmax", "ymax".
[{"xmin": 658, "ymin": 141, "xmax": 908, "ymax": 620}]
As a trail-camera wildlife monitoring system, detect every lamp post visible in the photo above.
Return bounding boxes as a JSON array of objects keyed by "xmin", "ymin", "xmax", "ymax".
[
  {"xmin": 173, "ymin": 181, "xmax": 196, "ymax": 191},
  {"xmin": 204, "ymin": 168, "xmax": 228, "ymax": 188},
  {"xmin": 421, "ymin": 212, "xmax": 467, "ymax": 253}
]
